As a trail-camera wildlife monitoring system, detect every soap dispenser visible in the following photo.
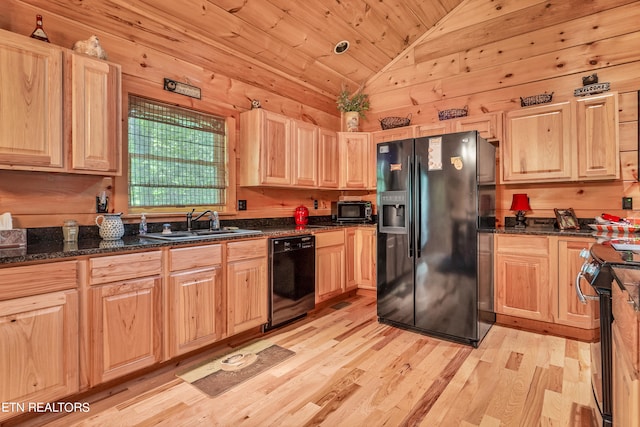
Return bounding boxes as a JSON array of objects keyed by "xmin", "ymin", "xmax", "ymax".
[{"xmin": 139, "ymin": 213, "xmax": 147, "ymax": 235}]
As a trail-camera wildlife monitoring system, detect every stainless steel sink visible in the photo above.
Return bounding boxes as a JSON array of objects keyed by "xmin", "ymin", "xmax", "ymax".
[{"xmin": 142, "ymin": 229, "xmax": 262, "ymax": 241}]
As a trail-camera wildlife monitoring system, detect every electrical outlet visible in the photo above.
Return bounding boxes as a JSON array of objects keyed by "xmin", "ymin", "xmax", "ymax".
[
  {"xmin": 623, "ymin": 197, "xmax": 633, "ymax": 210},
  {"xmin": 238, "ymin": 200, "xmax": 247, "ymax": 211},
  {"xmin": 314, "ymin": 200, "xmax": 318, "ymax": 209}
]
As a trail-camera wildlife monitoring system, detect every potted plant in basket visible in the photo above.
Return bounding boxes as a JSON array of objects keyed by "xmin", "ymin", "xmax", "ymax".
[{"xmin": 337, "ymin": 87, "xmax": 370, "ymax": 132}]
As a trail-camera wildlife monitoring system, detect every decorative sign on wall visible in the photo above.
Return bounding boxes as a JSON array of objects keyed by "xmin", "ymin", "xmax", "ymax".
[
  {"xmin": 163, "ymin": 78, "xmax": 201, "ymax": 99},
  {"xmin": 573, "ymin": 73, "xmax": 610, "ymax": 97}
]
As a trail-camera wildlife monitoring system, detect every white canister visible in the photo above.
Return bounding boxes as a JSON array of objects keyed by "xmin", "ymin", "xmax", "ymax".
[{"xmin": 95, "ymin": 213, "xmax": 125, "ymax": 241}]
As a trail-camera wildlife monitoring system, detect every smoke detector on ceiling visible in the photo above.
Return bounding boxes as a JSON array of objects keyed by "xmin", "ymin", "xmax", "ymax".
[{"xmin": 334, "ymin": 40, "xmax": 349, "ymax": 54}]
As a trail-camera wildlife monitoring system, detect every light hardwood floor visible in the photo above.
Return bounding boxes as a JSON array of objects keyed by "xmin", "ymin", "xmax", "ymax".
[{"xmin": 18, "ymin": 294, "xmax": 596, "ymax": 427}]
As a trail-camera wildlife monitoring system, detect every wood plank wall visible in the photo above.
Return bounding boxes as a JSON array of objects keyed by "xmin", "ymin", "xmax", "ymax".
[
  {"xmin": 0, "ymin": 0, "xmax": 351, "ymax": 228},
  {"xmin": 1, "ymin": 0, "xmax": 639, "ymax": 227},
  {"xmin": 362, "ymin": 0, "xmax": 640, "ymax": 224}
]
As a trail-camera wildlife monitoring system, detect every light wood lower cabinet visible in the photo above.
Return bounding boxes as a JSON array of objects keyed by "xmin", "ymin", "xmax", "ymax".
[
  {"xmin": 88, "ymin": 251, "xmax": 163, "ymax": 386},
  {"xmin": 0, "ymin": 261, "xmax": 79, "ymax": 421},
  {"xmin": 315, "ymin": 230, "xmax": 346, "ymax": 302},
  {"xmin": 345, "ymin": 227, "xmax": 377, "ymax": 291},
  {"xmin": 0, "ymin": 290, "xmax": 79, "ymax": 421},
  {"xmin": 612, "ymin": 281, "xmax": 640, "ymax": 427},
  {"xmin": 89, "ymin": 276, "xmax": 162, "ymax": 385},
  {"xmin": 555, "ymin": 237, "xmax": 599, "ymax": 328},
  {"xmin": 226, "ymin": 239, "xmax": 268, "ymax": 335},
  {"xmin": 167, "ymin": 244, "xmax": 225, "ymax": 358},
  {"xmin": 613, "ymin": 323, "xmax": 640, "ymax": 427},
  {"xmin": 495, "ymin": 234, "xmax": 552, "ymax": 322},
  {"xmin": 494, "ymin": 234, "xmax": 597, "ymax": 332}
]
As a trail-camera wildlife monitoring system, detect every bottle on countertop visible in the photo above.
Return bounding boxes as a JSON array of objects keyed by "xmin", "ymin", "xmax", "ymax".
[
  {"xmin": 30, "ymin": 14, "xmax": 50, "ymax": 43},
  {"xmin": 139, "ymin": 213, "xmax": 147, "ymax": 235}
]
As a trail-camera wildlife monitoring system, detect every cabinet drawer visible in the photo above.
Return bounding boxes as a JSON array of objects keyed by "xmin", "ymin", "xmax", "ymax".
[
  {"xmin": 0, "ymin": 260, "xmax": 77, "ymax": 300},
  {"xmin": 227, "ymin": 238, "xmax": 267, "ymax": 262},
  {"xmin": 495, "ymin": 235, "xmax": 548, "ymax": 256},
  {"xmin": 170, "ymin": 244, "xmax": 222, "ymax": 271},
  {"xmin": 612, "ymin": 282, "xmax": 640, "ymax": 371},
  {"xmin": 90, "ymin": 251, "xmax": 162, "ymax": 285},
  {"xmin": 315, "ymin": 230, "xmax": 345, "ymax": 248}
]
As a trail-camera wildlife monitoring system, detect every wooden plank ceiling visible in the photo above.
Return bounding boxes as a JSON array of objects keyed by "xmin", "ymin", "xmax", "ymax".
[{"xmin": 13, "ymin": 0, "xmax": 464, "ymax": 114}]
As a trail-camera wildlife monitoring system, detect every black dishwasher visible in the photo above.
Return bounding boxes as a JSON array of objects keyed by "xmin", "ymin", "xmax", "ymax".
[{"xmin": 264, "ymin": 235, "xmax": 316, "ymax": 331}]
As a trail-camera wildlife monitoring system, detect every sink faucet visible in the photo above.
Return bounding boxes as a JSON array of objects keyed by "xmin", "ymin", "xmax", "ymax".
[{"xmin": 188, "ymin": 209, "xmax": 220, "ymax": 231}]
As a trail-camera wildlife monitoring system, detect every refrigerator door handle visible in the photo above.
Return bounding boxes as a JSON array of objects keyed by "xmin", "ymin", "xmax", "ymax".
[
  {"xmin": 415, "ymin": 155, "xmax": 422, "ymax": 258},
  {"xmin": 408, "ymin": 155, "xmax": 413, "ymax": 259}
]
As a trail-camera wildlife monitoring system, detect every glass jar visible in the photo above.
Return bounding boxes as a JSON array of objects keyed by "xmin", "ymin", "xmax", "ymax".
[{"xmin": 62, "ymin": 219, "xmax": 79, "ymax": 242}]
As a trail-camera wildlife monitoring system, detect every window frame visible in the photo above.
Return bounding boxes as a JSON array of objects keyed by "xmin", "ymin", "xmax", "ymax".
[{"xmin": 115, "ymin": 83, "xmax": 237, "ymax": 219}]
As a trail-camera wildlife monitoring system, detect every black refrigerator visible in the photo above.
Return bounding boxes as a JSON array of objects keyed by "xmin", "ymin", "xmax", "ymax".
[{"xmin": 376, "ymin": 131, "xmax": 496, "ymax": 347}]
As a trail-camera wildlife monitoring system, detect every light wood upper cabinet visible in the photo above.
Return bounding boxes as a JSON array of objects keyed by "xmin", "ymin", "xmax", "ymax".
[
  {"xmin": 503, "ymin": 101, "xmax": 573, "ymax": 183},
  {"xmin": 68, "ymin": 52, "xmax": 121, "ymax": 174},
  {"xmin": 339, "ymin": 132, "xmax": 372, "ymax": 189},
  {"xmin": 452, "ymin": 112, "xmax": 503, "ymax": 142},
  {"xmin": 292, "ymin": 120, "xmax": 318, "ymax": 187},
  {"xmin": 411, "ymin": 112, "xmax": 503, "ymax": 142},
  {"xmin": 226, "ymin": 239, "xmax": 268, "ymax": 335},
  {"xmin": 318, "ymin": 128, "xmax": 339, "ymax": 188},
  {"xmin": 0, "ymin": 290, "xmax": 79, "ymax": 422},
  {"xmin": 503, "ymin": 93, "xmax": 619, "ymax": 183},
  {"xmin": 239, "ymin": 108, "xmax": 292, "ymax": 186},
  {"xmin": 371, "ymin": 126, "xmax": 415, "ymax": 144},
  {"xmin": 575, "ymin": 92, "xmax": 619, "ymax": 180},
  {"xmin": 0, "ymin": 29, "xmax": 63, "ymax": 171}
]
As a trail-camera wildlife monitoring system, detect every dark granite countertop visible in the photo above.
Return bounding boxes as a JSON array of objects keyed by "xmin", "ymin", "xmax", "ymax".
[
  {"xmin": 496, "ymin": 225, "xmax": 598, "ymax": 238},
  {"xmin": 0, "ymin": 221, "xmax": 375, "ymax": 265}
]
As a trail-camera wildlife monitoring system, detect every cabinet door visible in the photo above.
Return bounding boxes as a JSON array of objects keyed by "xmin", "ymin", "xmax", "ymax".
[
  {"xmin": 69, "ymin": 53, "xmax": 121, "ymax": 174},
  {"xmin": 292, "ymin": 120, "xmax": 318, "ymax": 187},
  {"xmin": 503, "ymin": 102, "xmax": 572, "ymax": 183},
  {"xmin": 339, "ymin": 132, "xmax": 370, "ymax": 189},
  {"xmin": 613, "ymin": 324, "xmax": 640, "ymax": 427},
  {"xmin": 371, "ymin": 126, "xmax": 415, "ymax": 144},
  {"xmin": 316, "ymin": 244, "xmax": 345, "ymax": 302},
  {"xmin": 168, "ymin": 267, "xmax": 225, "ymax": 357},
  {"xmin": 575, "ymin": 92, "xmax": 619, "ymax": 180},
  {"xmin": 452, "ymin": 112, "xmax": 503, "ymax": 142},
  {"xmin": 90, "ymin": 276, "xmax": 162, "ymax": 385},
  {"xmin": 0, "ymin": 290, "xmax": 78, "ymax": 421},
  {"xmin": 556, "ymin": 238, "xmax": 599, "ymax": 328},
  {"xmin": 227, "ymin": 256, "xmax": 268, "ymax": 335},
  {"xmin": 345, "ymin": 228, "xmax": 357, "ymax": 290},
  {"xmin": 0, "ymin": 30, "xmax": 63, "ymax": 171},
  {"xmin": 356, "ymin": 228, "xmax": 377, "ymax": 289},
  {"xmin": 494, "ymin": 235, "xmax": 552, "ymax": 322},
  {"xmin": 261, "ymin": 110, "xmax": 292, "ymax": 185},
  {"xmin": 415, "ymin": 122, "xmax": 450, "ymax": 137},
  {"xmin": 318, "ymin": 128, "xmax": 339, "ymax": 188}
]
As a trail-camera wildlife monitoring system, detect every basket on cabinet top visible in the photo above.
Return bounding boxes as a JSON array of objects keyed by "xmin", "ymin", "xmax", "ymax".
[
  {"xmin": 437, "ymin": 106, "xmax": 468, "ymax": 121},
  {"xmin": 379, "ymin": 114, "xmax": 411, "ymax": 130}
]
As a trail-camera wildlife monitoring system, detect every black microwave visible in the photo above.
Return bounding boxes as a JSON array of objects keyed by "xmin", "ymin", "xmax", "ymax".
[{"xmin": 331, "ymin": 201, "xmax": 373, "ymax": 223}]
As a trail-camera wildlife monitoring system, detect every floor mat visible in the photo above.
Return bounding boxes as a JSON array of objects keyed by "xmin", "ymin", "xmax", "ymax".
[
  {"xmin": 176, "ymin": 341, "xmax": 295, "ymax": 397},
  {"xmin": 331, "ymin": 301, "xmax": 352, "ymax": 310}
]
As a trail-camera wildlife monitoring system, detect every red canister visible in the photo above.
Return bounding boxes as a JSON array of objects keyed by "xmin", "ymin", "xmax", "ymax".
[{"xmin": 294, "ymin": 205, "xmax": 309, "ymax": 225}]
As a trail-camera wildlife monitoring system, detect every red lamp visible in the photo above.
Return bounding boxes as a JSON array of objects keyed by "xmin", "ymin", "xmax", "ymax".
[{"xmin": 510, "ymin": 193, "xmax": 531, "ymax": 228}]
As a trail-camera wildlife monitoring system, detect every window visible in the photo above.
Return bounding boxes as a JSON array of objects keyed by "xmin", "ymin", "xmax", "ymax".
[{"xmin": 128, "ymin": 95, "xmax": 227, "ymax": 210}]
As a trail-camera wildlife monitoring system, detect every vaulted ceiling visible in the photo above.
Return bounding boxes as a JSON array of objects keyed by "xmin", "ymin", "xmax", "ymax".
[{"xmin": 12, "ymin": 0, "xmax": 465, "ymax": 114}]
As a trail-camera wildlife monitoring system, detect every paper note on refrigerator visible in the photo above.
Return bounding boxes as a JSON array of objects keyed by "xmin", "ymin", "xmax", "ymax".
[{"xmin": 428, "ymin": 137, "xmax": 443, "ymax": 170}]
